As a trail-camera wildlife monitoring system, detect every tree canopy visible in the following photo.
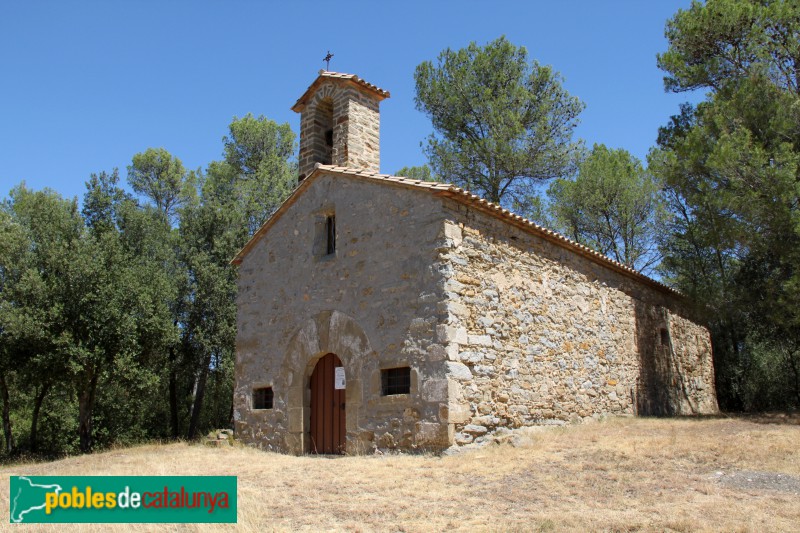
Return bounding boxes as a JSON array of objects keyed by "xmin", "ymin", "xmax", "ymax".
[
  {"xmin": 658, "ymin": 0, "xmax": 800, "ymax": 93},
  {"xmin": 652, "ymin": 0, "xmax": 800, "ymax": 409},
  {"xmin": 127, "ymin": 148, "xmax": 197, "ymax": 222},
  {"xmin": 0, "ymin": 113, "xmax": 296, "ymax": 456},
  {"xmin": 394, "ymin": 165, "xmax": 436, "ymax": 182},
  {"xmin": 414, "ymin": 36, "xmax": 584, "ymax": 208},
  {"xmin": 548, "ymin": 144, "xmax": 665, "ymax": 274}
]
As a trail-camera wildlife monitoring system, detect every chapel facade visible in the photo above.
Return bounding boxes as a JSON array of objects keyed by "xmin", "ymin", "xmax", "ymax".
[{"xmin": 232, "ymin": 71, "xmax": 718, "ymax": 454}]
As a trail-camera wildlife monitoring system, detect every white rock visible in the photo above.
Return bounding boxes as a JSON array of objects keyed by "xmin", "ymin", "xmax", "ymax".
[
  {"xmin": 468, "ymin": 334, "xmax": 492, "ymax": 346},
  {"xmin": 463, "ymin": 424, "xmax": 488, "ymax": 435},
  {"xmin": 447, "ymin": 362, "xmax": 473, "ymax": 381}
]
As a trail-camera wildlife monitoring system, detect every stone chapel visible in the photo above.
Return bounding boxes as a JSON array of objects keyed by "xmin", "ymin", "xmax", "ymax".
[{"xmin": 231, "ymin": 71, "xmax": 718, "ymax": 454}]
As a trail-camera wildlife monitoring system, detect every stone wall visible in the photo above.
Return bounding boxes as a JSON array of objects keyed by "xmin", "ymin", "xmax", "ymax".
[
  {"xmin": 234, "ymin": 174, "xmax": 451, "ymax": 454},
  {"xmin": 438, "ymin": 201, "xmax": 718, "ymax": 446},
  {"xmin": 343, "ymin": 97, "xmax": 381, "ymax": 172}
]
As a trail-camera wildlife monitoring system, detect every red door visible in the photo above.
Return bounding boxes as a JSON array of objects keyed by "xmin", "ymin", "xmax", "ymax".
[{"xmin": 309, "ymin": 353, "xmax": 346, "ymax": 454}]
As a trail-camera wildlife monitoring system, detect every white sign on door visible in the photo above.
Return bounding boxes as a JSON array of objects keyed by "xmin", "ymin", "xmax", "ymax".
[{"xmin": 334, "ymin": 367, "xmax": 346, "ymax": 390}]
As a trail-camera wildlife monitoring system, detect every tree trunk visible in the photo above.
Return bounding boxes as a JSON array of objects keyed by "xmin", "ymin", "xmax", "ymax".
[
  {"xmin": 725, "ymin": 322, "xmax": 745, "ymax": 411},
  {"xmin": 30, "ymin": 383, "xmax": 51, "ymax": 453},
  {"xmin": 169, "ymin": 346, "xmax": 179, "ymax": 439},
  {"xmin": 78, "ymin": 370, "xmax": 99, "ymax": 453},
  {"xmin": 0, "ymin": 373, "xmax": 14, "ymax": 454},
  {"xmin": 187, "ymin": 352, "xmax": 212, "ymax": 439}
]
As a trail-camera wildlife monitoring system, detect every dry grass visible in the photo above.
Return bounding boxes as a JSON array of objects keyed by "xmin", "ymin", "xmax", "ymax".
[{"xmin": 1, "ymin": 416, "xmax": 799, "ymax": 532}]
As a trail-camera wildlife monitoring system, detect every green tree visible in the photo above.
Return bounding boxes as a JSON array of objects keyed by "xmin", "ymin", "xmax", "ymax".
[
  {"xmin": 218, "ymin": 114, "xmax": 296, "ymax": 235},
  {"xmin": 0, "ymin": 110, "xmax": 297, "ymax": 457},
  {"xmin": 178, "ymin": 185, "xmax": 240, "ymax": 440},
  {"xmin": 114, "ymin": 201, "xmax": 185, "ymax": 442},
  {"xmin": 395, "ymin": 165, "xmax": 436, "ymax": 182},
  {"xmin": 0, "ymin": 186, "xmax": 84, "ymax": 453},
  {"xmin": 73, "ymin": 171, "xmax": 143, "ymax": 452},
  {"xmin": 0, "ymin": 209, "xmax": 22, "ymax": 452},
  {"xmin": 658, "ymin": 0, "xmax": 800, "ymax": 93},
  {"xmin": 652, "ymin": 0, "xmax": 800, "ymax": 408},
  {"xmin": 414, "ymin": 36, "xmax": 584, "ymax": 208},
  {"xmin": 126, "ymin": 148, "xmax": 194, "ymax": 439},
  {"xmin": 548, "ymin": 144, "xmax": 666, "ymax": 274},
  {"xmin": 127, "ymin": 148, "xmax": 197, "ymax": 222},
  {"xmin": 176, "ymin": 114, "xmax": 295, "ymax": 439}
]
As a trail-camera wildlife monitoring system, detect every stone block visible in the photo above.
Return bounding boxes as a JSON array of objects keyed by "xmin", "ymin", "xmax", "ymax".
[
  {"xmin": 446, "ymin": 343, "xmax": 460, "ymax": 361},
  {"xmin": 455, "ymin": 432, "xmax": 473, "ymax": 445},
  {"xmin": 448, "ymin": 400, "xmax": 471, "ymax": 424},
  {"xmin": 427, "ymin": 344, "xmax": 447, "ymax": 362},
  {"xmin": 287, "ymin": 408, "xmax": 304, "ymax": 433},
  {"xmin": 463, "ymin": 424, "xmax": 488, "ymax": 435},
  {"xmin": 448, "ymin": 301, "xmax": 471, "ymax": 318},
  {"xmin": 421, "ymin": 379, "xmax": 448, "ymax": 402},
  {"xmin": 446, "ymin": 362, "xmax": 473, "ymax": 381},
  {"xmin": 459, "ymin": 351, "xmax": 483, "ymax": 364},
  {"xmin": 416, "ymin": 421, "xmax": 446, "ymax": 446},
  {"xmin": 444, "ymin": 222, "xmax": 463, "ymax": 247},
  {"xmin": 436, "ymin": 324, "xmax": 456, "ymax": 343},
  {"xmin": 468, "ymin": 334, "xmax": 492, "ymax": 346}
]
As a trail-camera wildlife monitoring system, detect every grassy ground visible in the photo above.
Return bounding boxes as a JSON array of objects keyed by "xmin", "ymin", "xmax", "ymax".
[{"xmin": 1, "ymin": 415, "xmax": 798, "ymax": 532}]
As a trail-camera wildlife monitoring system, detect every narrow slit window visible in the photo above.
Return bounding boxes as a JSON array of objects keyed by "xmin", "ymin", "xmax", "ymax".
[
  {"xmin": 660, "ymin": 328, "xmax": 670, "ymax": 346},
  {"xmin": 253, "ymin": 387, "xmax": 273, "ymax": 410},
  {"xmin": 326, "ymin": 215, "xmax": 336, "ymax": 255},
  {"xmin": 381, "ymin": 367, "xmax": 411, "ymax": 396}
]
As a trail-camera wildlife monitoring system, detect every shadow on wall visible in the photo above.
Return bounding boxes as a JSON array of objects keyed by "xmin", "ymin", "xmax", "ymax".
[{"xmin": 634, "ymin": 300, "xmax": 688, "ymax": 416}]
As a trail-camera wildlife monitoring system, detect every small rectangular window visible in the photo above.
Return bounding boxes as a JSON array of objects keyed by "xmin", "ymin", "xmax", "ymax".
[
  {"xmin": 253, "ymin": 387, "xmax": 273, "ymax": 410},
  {"xmin": 660, "ymin": 328, "xmax": 670, "ymax": 346},
  {"xmin": 381, "ymin": 367, "xmax": 411, "ymax": 396},
  {"xmin": 326, "ymin": 215, "xmax": 336, "ymax": 255}
]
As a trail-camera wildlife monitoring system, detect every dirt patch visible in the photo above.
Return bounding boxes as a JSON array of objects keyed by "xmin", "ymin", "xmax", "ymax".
[{"xmin": 713, "ymin": 470, "xmax": 800, "ymax": 495}]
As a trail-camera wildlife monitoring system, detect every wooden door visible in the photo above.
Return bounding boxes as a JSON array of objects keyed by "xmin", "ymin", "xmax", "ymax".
[{"xmin": 309, "ymin": 353, "xmax": 346, "ymax": 454}]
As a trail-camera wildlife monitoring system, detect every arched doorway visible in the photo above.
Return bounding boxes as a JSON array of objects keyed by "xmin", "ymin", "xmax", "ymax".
[
  {"xmin": 283, "ymin": 311, "xmax": 372, "ymax": 455},
  {"xmin": 309, "ymin": 353, "xmax": 346, "ymax": 454}
]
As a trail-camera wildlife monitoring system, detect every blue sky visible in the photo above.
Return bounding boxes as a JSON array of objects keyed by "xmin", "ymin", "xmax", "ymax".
[{"xmin": 0, "ymin": 1, "xmax": 702, "ymax": 203}]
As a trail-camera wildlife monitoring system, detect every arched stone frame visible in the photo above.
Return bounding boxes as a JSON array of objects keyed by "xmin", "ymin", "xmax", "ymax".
[{"xmin": 281, "ymin": 310, "xmax": 374, "ymax": 454}]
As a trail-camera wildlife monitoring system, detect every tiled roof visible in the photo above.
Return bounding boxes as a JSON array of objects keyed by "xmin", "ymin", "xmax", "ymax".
[
  {"xmin": 231, "ymin": 164, "xmax": 680, "ymax": 297},
  {"xmin": 291, "ymin": 71, "xmax": 391, "ymax": 112}
]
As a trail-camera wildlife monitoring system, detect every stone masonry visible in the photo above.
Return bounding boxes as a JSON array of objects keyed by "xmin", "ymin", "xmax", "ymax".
[
  {"xmin": 293, "ymin": 71, "xmax": 387, "ymax": 182},
  {"xmin": 232, "ymin": 72, "xmax": 718, "ymax": 455},
  {"xmin": 234, "ymin": 173, "xmax": 452, "ymax": 453},
  {"xmin": 436, "ymin": 201, "xmax": 717, "ymax": 446}
]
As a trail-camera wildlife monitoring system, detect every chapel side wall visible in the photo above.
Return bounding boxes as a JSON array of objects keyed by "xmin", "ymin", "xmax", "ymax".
[
  {"xmin": 234, "ymin": 174, "xmax": 451, "ymax": 454},
  {"xmin": 440, "ymin": 202, "xmax": 718, "ymax": 445}
]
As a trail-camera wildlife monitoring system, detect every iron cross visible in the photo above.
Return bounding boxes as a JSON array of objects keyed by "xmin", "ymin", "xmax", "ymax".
[{"xmin": 323, "ymin": 51, "xmax": 334, "ymax": 71}]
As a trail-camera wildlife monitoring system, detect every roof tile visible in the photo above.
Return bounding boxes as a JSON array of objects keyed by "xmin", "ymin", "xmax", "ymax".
[{"xmin": 291, "ymin": 71, "xmax": 390, "ymax": 112}]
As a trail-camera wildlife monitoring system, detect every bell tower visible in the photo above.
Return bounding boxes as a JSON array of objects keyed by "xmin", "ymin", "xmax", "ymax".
[{"xmin": 291, "ymin": 71, "xmax": 390, "ymax": 182}]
